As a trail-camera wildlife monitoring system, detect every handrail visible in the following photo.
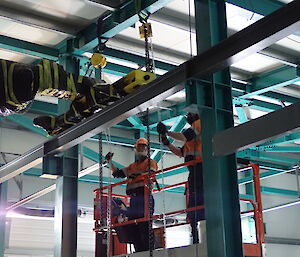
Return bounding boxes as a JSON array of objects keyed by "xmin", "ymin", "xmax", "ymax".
[
  {"xmin": 96, "ymin": 160, "xmax": 200, "ymax": 192},
  {"xmin": 94, "ymin": 162, "xmax": 265, "ymax": 256}
]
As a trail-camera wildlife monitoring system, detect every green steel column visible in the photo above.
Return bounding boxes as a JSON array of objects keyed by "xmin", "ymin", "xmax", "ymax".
[
  {"xmin": 187, "ymin": 0, "xmax": 243, "ymax": 256},
  {"xmin": 0, "ymin": 182, "xmax": 8, "ymax": 257},
  {"xmin": 53, "ymin": 43, "xmax": 80, "ymax": 257},
  {"xmin": 54, "ymin": 146, "xmax": 79, "ymax": 257}
]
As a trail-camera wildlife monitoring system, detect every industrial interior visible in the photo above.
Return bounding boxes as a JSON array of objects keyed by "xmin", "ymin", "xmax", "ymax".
[{"xmin": 0, "ymin": 0, "xmax": 300, "ymax": 257}]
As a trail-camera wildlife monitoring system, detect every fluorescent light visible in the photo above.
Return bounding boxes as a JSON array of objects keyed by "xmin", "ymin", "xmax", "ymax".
[
  {"xmin": 263, "ymin": 199, "xmax": 300, "ymax": 213},
  {"xmin": 241, "ymin": 199, "xmax": 300, "ymax": 218}
]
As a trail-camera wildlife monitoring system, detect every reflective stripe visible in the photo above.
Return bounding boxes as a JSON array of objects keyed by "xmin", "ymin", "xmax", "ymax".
[
  {"xmin": 52, "ymin": 61, "xmax": 59, "ymax": 89},
  {"xmin": 67, "ymin": 74, "xmax": 76, "ymax": 100},
  {"xmin": 2, "ymin": 60, "xmax": 8, "ymax": 103},
  {"xmin": 109, "ymin": 84, "xmax": 113, "ymax": 96},
  {"xmin": 37, "ymin": 64, "xmax": 45, "ymax": 92},
  {"xmin": 72, "ymin": 104, "xmax": 79, "ymax": 116},
  {"xmin": 50, "ymin": 116, "xmax": 56, "ymax": 129},
  {"xmin": 77, "ymin": 75, "xmax": 83, "ymax": 84},
  {"xmin": 7, "ymin": 63, "xmax": 19, "ymax": 104},
  {"xmin": 43, "ymin": 60, "xmax": 52, "ymax": 90}
]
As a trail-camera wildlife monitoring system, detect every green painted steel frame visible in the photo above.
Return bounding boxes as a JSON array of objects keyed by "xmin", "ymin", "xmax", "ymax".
[
  {"xmin": 53, "ymin": 52, "xmax": 79, "ymax": 257},
  {"xmin": 74, "ymin": 0, "xmax": 174, "ymax": 53},
  {"xmin": 227, "ymin": 0, "xmax": 284, "ymax": 16},
  {"xmin": 241, "ymin": 65, "xmax": 300, "ymax": 99},
  {"xmin": 188, "ymin": 0, "xmax": 243, "ymax": 256},
  {"xmin": 0, "ymin": 34, "xmax": 59, "ymax": 61}
]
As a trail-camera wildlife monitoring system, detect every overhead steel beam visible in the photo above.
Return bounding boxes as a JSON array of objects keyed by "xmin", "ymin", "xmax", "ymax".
[
  {"xmin": 241, "ymin": 65, "xmax": 300, "ymax": 99},
  {"xmin": 0, "ymin": 144, "xmax": 44, "ymax": 183},
  {"xmin": 0, "ymin": 34, "xmax": 59, "ymax": 61},
  {"xmin": 74, "ymin": 0, "xmax": 174, "ymax": 53},
  {"xmin": 214, "ymin": 101, "xmax": 300, "ymax": 157},
  {"xmin": 1, "ymin": 0, "xmax": 300, "ymax": 182},
  {"xmin": 86, "ymin": 0, "xmax": 124, "ymax": 9},
  {"xmin": 226, "ymin": 0, "xmax": 284, "ymax": 16}
]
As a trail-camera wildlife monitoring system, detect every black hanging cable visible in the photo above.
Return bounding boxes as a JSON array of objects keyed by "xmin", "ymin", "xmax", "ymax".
[
  {"xmin": 98, "ymin": 132, "xmax": 104, "ymax": 223},
  {"xmin": 146, "ymin": 108, "xmax": 154, "ymax": 257}
]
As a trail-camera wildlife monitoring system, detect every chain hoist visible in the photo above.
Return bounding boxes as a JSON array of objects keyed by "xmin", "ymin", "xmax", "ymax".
[
  {"xmin": 86, "ymin": 17, "xmax": 108, "ymax": 78},
  {"xmin": 145, "ymin": 108, "xmax": 154, "ymax": 257},
  {"xmin": 105, "ymin": 130, "xmax": 113, "ymax": 257},
  {"xmin": 136, "ymin": 0, "xmax": 155, "ymax": 73}
]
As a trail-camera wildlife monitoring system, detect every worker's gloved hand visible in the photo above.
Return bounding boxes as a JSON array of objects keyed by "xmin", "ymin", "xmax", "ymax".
[
  {"xmin": 128, "ymin": 173, "xmax": 140, "ymax": 179},
  {"xmin": 161, "ymin": 135, "xmax": 170, "ymax": 146},
  {"xmin": 105, "ymin": 152, "xmax": 114, "ymax": 162},
  {"xmin": 157, "ymin": 122, "xmax": 167, "ymax": 135}
]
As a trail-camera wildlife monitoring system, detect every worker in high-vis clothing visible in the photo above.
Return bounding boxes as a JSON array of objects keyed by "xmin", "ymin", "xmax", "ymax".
[
  {"xmin": 105, "ymin": 138, "xmax": 158, "ymax": 252},
  {"xmin": 157, "ymin": 113, "xmax": 206, "ymax": 246}
]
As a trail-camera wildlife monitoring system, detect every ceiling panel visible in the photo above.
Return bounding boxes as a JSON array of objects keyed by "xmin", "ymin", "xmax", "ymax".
[
  {"xmin": 0, "ymin": 49, "xmax": 39, "ymax": 63},
  {"xmin": 231, "ymin": 53, "xmax": 282, "ymax": 73},
  {"xmin": 0, "ymin": 21, "xmax": 68, "ymax": 47}
]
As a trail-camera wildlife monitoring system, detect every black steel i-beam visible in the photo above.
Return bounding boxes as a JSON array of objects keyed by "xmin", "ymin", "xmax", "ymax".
[
  {"xmin": 1, "ymin": 0, "xmax": 300, "ymax": 183},
  {"xmin": 213, "ymin": 101, "xmax": 300, "ymax": 157}
]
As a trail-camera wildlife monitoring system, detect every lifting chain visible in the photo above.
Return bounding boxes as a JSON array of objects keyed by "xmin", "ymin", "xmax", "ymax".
[
  {"xmin": 157, "ymin": 110, "xmax": 167, "ymax": 255},
  {"xmin": 136, "ymin": 0, "xmax": 155, "ymax": 73},
  {"xmin": 146, "ymin": 108, "xmax": 154, "ymax": 257},
  {"xmin": 105, "ymin": 130, "xmax": 112, "ymax": 257},
  {"xmin": 98, "ymin": 132, "xmax": 104, "ymax": 225},
  {"xmin": 142, "ymin": 22, "xmax": 154, "ymax": 73}
]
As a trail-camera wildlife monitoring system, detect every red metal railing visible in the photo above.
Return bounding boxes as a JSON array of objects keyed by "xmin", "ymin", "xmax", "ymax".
[{"xmin": 94, "ymin": 161, "xmax": 265, "ymax": 256}]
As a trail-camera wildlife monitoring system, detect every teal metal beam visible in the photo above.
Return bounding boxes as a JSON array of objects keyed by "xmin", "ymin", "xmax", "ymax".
[
  {"xmin": 263, "ymin": 146, "xmax": 300, "ymax": 153},
  {"xmin": 240, "ymin": 65, "xmax": 300, "ymax": 99},
  {"xmin": 226, "ymin": 0, "xmax": 284, "ymax": 16},
  {"xmin": 74, "ymin": 0, "xmax": 174, "ymax": 54},
  {"xmin": 250, "ymin": 99, "xmax": 282, "ymax": 112},
  {"xmin": 30, "ymin": 100, "xmax": 58, "ymax": 116},
  {"xmin": 127, "ymin": 115, "xmax": 144, "ymax": 128},
  {"xmin": 237, "ymin": 149, "xmax": 298, "ymax": 167},
  {"xmin": 5, "ymin": 114, "xmax": 48, "ymax": 137},
  {"xmin": 258, "ymin": 131, "xmax": 300, "ymax": 148},
  {"xmin": 235, "ymin": 105, "xmax": 248, "ymax": 123},
  {"xmin": 238, "ymin": 167, "xmax": 292, "ymax": 185},
  {"xmin": 263, "ymin": 91, "xmax": 299, "ymax": 104},
  {"xmin": 192, "ymin": 0, "xmax": 243, "ymax": 256},
  {"xmin": 261, "ymin": 186, "xmax": 299, "ymax": 197},
  {"xmin": 0, "ymin": 34, "xmax": 59, "ymax": 60}
]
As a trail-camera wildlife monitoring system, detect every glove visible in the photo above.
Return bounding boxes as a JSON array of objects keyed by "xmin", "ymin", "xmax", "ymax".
[
  {"xmin": 128, "ymin": 173, "xmax": 140, "ymax": 179},
  {"xmin": 157, "ymin": 122, "xmax": 167, "ymax": 135},
  {"xmin": 105, "ymin": 152, "xmax": 114, "ymax": 162},
  {"xmin": 161, "ymin": 135, "xmax": 170, "ymax": 146}
]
